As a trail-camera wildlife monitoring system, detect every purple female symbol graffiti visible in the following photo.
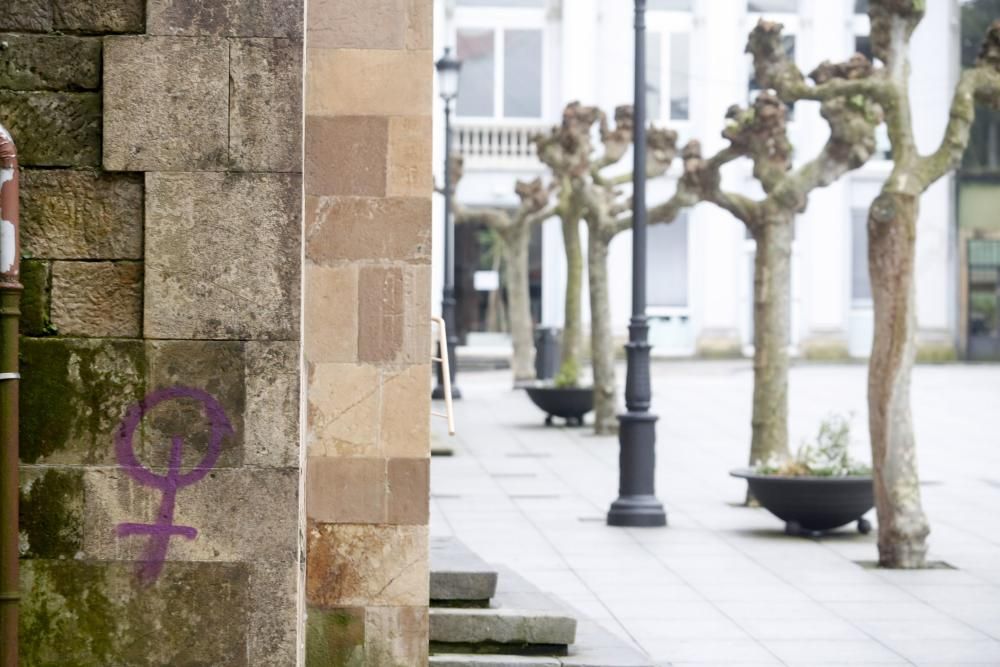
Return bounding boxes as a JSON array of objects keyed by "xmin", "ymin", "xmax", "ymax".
[{"xmin": 115, "ymin": 386, "xmax": 233, "ymax": 585}]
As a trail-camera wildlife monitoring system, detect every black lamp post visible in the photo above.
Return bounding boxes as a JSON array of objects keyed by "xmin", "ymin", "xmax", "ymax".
[
  {"xmin": 433, "ymin": 48, "xmax": 463, "ymax": 400},
  {"xmin": 607, "ymin": 0, "xmax": 667, "ymax": 527}
]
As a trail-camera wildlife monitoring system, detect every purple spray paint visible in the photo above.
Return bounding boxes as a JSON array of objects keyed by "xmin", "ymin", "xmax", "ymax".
[{"xmin": 115, "ymin": 386, "xmax": 233, "ymax": 585}]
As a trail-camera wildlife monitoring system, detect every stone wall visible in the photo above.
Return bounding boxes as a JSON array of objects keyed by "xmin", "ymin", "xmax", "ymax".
[
  {"xmin": 302, "ymin": 0, "xmax": 434, "ymax": 664},
  {"xmin": 4, "ymin": 1, "xmax": 304, "ymax": 664}
]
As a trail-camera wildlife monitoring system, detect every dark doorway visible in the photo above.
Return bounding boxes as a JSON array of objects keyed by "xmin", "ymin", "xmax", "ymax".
[{"xmin": 968, "ymin": 239, "xmax": 1000, "ymax": 361}]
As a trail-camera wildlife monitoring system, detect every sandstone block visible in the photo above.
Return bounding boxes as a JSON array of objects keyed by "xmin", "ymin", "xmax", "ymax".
[
  {"xmin": 403, "ymin": 264, "xmax": 433, "ymax": 363},
  {"xmin": 0, "ymin": 91, "xmax": 100, "ymax": 166},
  {"xmin": 306, "ymin": 48, "xmax": 432, "ymax": 117},
  {"xmin": 21, "ymin": 169, "xmax": 144, "ymax": 259},
  {"xmin": 381, "ymin": 364, "xmax": 431, "ymax": 458},
  {"xmin": 52, "ymin": 0, "xmax": 145, "ymax": 33},
  {"xmin": 245, "ymin": 340, "xmax": 300, "ymax": 467},
  {"xmin": 365, "ymin": 606, "xmax": 429, "ymax": 665},
  {"xmin": 305, "ymin": 115, "xmax": 388, "ymax": 197},
  {"xmin": 358, "ymin": 266, "xmax": 405, "ymax": 363},
  {"xmin": 20, "ymin": 259, "xmax": 50, "ymax": 336},
  {"xmin": 19, "ymin": 467, "xmax": 84, "ymax": 559},
  {"xmin": 20, "ymin": 337, "xmax": 145, "ymax": 465},
  {"xmin": 148, "ymin": 0, "xmax": 302, "ymax": 37},
  {"xmin": 20, "ymin": 560, "xmax": 250, "ymax": 666},
  {"xmin": 0, "ymin": 34, "xmax": 101, "ymax": 91},
  {"xmin": 306, "ymin": 456, "xmax": 386, "ymax": 524},
  {"xmin": 306, "ymin": 522, "xmax": 428, "ymax": 607},
  {"xmin": 307, "ymin": 362, "xmax": 379, "ymax": 457},
  {"xmin": 230, "ymin": 38, "xmax": 303, "ymax": 172},
  {"xmin": 305, "ymin": 196, "xmax": 431, "ymax": 264},
  {"xmin": 407, "ymin": 0, "xmax": 433, "ymax": 50},
  {"xmin": 1, "ymin": 1, "xmax": 52, "ymax": 31},
  {"xmin": 144, "ymin": 172, "xmax": 301, "ymax": 340},
  {"xmin": 50, "ymin": 261, "xmax": 142, "ymax": 337},
  {"xmin": 388, "ymin": 457, "xmax": 429, "ymax": 525},
  {"xmin": 304, "ymin": 263, "xmax": 358, "ymax": 363},
  {"xmin": 103, "ymin": 36, "xmax": 229, "ymax": 171},
  {"xmin": 388, "ymin": 115, "xmax": 433, "ymax": 197},
  {"xmin": 306, "ymin": 0, "xmax": 407, "ymax": 50}
]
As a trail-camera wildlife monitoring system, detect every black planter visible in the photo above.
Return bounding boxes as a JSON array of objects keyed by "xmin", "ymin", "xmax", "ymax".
[
  {"xmin": 524, "ymin": 385, "xmax": 594, "ymax": 426},
  {"xmin": 730, "ymin": 469, "xmax": 875, "ymax": 535}
]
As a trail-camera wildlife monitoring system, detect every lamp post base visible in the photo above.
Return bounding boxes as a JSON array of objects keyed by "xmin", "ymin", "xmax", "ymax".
[
  {"xmin": 607, "ymin": 495, "xmax": 667, "ymax": 527},
  {"xmin": 608, "ymin": 409, "xmax": 666, "ymax": 527}
]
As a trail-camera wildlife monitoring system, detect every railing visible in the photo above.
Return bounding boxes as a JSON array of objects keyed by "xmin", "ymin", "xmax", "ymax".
[{"xmin": 454, "ymin": 121, "xmax": 551, "ymax": 167}]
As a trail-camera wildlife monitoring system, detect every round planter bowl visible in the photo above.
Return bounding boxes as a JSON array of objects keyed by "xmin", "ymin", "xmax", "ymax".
[
  {"xmin": 524, "ymin": 386, "xmax": 594, "ymax": 426},
  {"xmin": 730, "ymin": 468, "xmax": 874, "ymax": 534}
]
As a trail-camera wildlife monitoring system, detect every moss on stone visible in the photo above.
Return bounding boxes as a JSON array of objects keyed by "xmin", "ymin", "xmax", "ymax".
[
  {"xmin": 20, "ymin": 259, "xmax": 52, "ymax": 336},
  {"xmin": 306, "ymin": 607, "xmax": 366, "ymax": 667},
  {"xmin": 19, "ymin": 468, "xmax": 84, "ymax": 558}
]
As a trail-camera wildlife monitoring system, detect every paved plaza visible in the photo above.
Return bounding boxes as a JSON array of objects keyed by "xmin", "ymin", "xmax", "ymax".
[{"xmin": 430, "ymin": 361, "xmax": 1000, "ymax": 666}]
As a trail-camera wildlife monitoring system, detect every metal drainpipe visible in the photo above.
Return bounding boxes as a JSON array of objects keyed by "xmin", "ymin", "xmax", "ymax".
[{"xmin": 0, "ymin": 122, "xmax": 21, "ymax": 667}]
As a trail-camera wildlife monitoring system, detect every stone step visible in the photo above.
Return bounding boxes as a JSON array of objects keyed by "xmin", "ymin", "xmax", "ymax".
[
  {"xmin": 431, "ymin": 537, "xmax": 499, "ymax": 605},
  {"xmin": 430, "ymin": 656, "xmax": 561, "ymax": 667},
  {"xmin": 430, "ymin": 607, "xmax": 577, "ymax": 652}
]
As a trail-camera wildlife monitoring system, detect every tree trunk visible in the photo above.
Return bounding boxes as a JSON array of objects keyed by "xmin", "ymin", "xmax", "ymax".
[
  {"xmin": 503, "ymin": 225, "xmax": 536, "ymax": 385},
  {"xmin": 557, "ymin": 215, "xmax": 584, "ymax": 387},
  {"xmin": 867, "ymin": 191, "xmax": 929, "ymax": 568},
  {"xmin": 587, "ymin": 224, "xmax": 617, "ymax": 434},
  {"xmin": 748, "ymin": 214, "xmax": 793, "ymax": 467}
]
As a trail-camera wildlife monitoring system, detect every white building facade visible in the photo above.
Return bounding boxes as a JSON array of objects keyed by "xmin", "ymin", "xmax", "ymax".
[{"xmin": 431, "ymin": 0, "xmax": 960, "ymax": 359}]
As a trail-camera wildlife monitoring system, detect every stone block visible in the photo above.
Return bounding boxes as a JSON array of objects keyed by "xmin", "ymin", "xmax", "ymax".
[
  {"xmin": 430, "ymin": 537, "xmax": 499, "ymax": 603},
  {"xmin": 0, "ymin": 91, "xmax": 100, "ymax": 167},
  {"xmin": 306, "ymin": 456, "xmax": 386, "ymax": 524},
  {"xmin": 387, "ymin": 457, "xmax": 429, "ymax": 525},
  {"xmin": 306, "ymin": 0, "xmax": 407, "ymax": 50},
  {"xmin": 144, "ymin": 340, "xmax": 246, "ymax": 469},
  {"xmin": 387, "ymin": 116, "xmax": 433, "ymax": 197},
  {"xmin": 381, "ymin": 364, "xmax": 431, "ymax": 458},
  {"xmin": 0, "ymin": 34, "xmax": 101, "ymax": 91},
  {"xmin": 304, "ymin": 263, "xmax": 359, "ymax": 363},
  {"xmin": 53, "ymin": 0, "xmax": 145, "ymax": 33},
  {"xmin": 148, "ymin": 0, "xmax": 303, "ymax": 37},
  {"xmin": 50, "ymin": 260, "xmax": 143, "ymax": 337},
  {"xmin": 429, "ymin": 608, "xmax": 577, "ymax": 647},
  {"xmin": 230, "ymin": 38, "xmax": 303, "ymax": 172},
  {"xmin": 307, "ymin": 362, "xmax": 379, "ymax": 457},
  {"xmin": 365, "ymin": 606, "xmax": 429, "ymax": 665},
  {"xmin": 103, "ymin": 36, "xmax": 229, "ymax": 171},
  {"xmin": 21, "ymin": 169, "xmax": 144, "ymax": 260},
  {"xmin": 19, "ymin": 467, "xmax": 84, "ymax": 559},
  {"xmin": 306, "ymin": 522, "xmax": 428, "ymax": 607},
  {"xmin": 306, "ymin": 607, "xmax": 366, "ymax": 667},
  {"xmin": 144, "ymin": 172, "xmax": 301, "ymax": 340},
  {"xmin": 406, "ymin": 0, "xmax": 432, "ymax": 50},
  {"xmin": 403, "ymin": 264, "xmax": 433, "ymax": 363},
  {"xmin": 306, "ymin": 48, "xmax": 432, "ymax": 117},
  {"xmin": 250, "ymin": 561, "xmax": 299, "ymax": 667},
  {"xmin": 20, "ymin": 337, "xmax": 146, "ymax": 465},
  {"xmin": 20, "ymin": 259, "xmax": 51, "ymax": 336},
  {"xmin": 358, "ymin": 266, "xmax": 405, "ymax": 363},
  {"xmin": 305, "ymin": 115, "xmax": 388, "ymax": 197},
  {"xmin": 0, "ymin": 0, "xmax": 52, "ymax": 31},
  {"xmin": 20, "ymin": 560, "xmax": 250, "ymax": 666},
  {"xmin": 83, "ymin": 467, "xmax": 298, "ymax": 563},
  {"xmin": 245, "ymin": 341, "xmax": 300, "ymax": 467},
  {"xmin": 305, "ymin": 196, "xmax": 431, "ymax": 264}
]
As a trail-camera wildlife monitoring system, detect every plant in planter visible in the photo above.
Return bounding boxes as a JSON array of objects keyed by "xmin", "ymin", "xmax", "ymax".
[{"xmin": 731, "ymin": 414, "xmax": 875, "ymax": 536}]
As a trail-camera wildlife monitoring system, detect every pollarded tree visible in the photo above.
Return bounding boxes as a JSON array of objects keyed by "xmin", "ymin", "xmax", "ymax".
[{"xmin": 749, "ymin": 7, "xmax": 1000, "ymax": 568}]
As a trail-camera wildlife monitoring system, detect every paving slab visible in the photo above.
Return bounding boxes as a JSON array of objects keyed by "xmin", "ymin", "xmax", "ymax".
[{"xmin": 432, "ymin": 536, "xmax": 500, "ymax": 603}]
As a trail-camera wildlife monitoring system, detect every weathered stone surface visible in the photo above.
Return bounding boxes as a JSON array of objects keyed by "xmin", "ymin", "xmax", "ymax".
[
  {"xmin": 53, "ymin": 0, "xmax": 145, "ymax": 33},
  {"xmin": 306, "ymin": 522, "xmax": 428, "ymax": 607},
  {"xmin": 148, "ymin": 0, "xmax": 303, "ymax": 37},
  {"xmin": 20, "ymin": 337, "xmax": 145, "ymax": 465},
  {"xmin": 20, "ymin": 259, "xmax": 51, "ymax": 336},
  {"xmin": 358, "ymin": 266, "xmax": 404, "ymax": 363},
  {"xmin": 306, "ymin": 48, "xmax": 432, "ymax": 117},
  {"xmin": 404, "ymin": 264, "xmax": 433, "ymax": 363},
  {"xmin": 381, "ymin": 364, "xmax": 431, "ymax": 458},
  {"xmin": 19, "ymin": 467, "xmax": 84, "ymax": 559},
  {"xmin": 83, "ymin": 468, "xmax": 297, "ymax": 563},
  {"xmin": 429, "ymin": 608, "xmax": 577, "ymax": 646},
  {"xmin": 249, "ymin": 561, "xmax": 299, "ymax": 667},
  {"xmin": 0, "ymin": 34, "xmax": 101, "ymax": 91},
  {"xmin": 0, "ymin": 0, "xmax": 52, "ymax": 32},
  {"xmin": 304, "ymin": 263, "xmax": 359, "ymax": 363},
  {"xmin": 50, "ymin": 260, "xmax": 143, "ymax": 337},
  {"xmin": 305, "ymin": 115, "xmax": 388, "ymax": 197},
  {"xmin": 306, "ymin": 0, "xmax": 407, "ymax": 49},
  {"xmin": 20, "ymin": 560, "xmax": 250, "ymax": 666},
  {"xmin": 307, "ymin": 362, "xmax": 379, "ymax": 457},
  {"xmin": 245, "ymin": 341, "xmax": 299, "ymax": 467},
  {"xmin": 103, "ymin": 36, "xmax": 229, "ymax": 171},
  {"xmin": 388, "ymin": 457, "xmax": 429, "ymax": 525},
  {"xmin": 365, "ymin": 606, "xmax": 429, "ymax": 665},
  {"xmin": 21, "ymin": 169, "xmax": 144, "ymax": 260},
  {"xmin": 306, "ymin": 606, "xmax": 365, "ymax": 667},
  {"xmin": 144, "ymin": 340, "xmax": 246, "ymax": 469},
  {"xmin": 388, "ymin": 116, "xmax": 433, "ymax": 197},
  {"xmin": 230, "ymin": 38, "xmax": 303, "ymax": 172},
  {"xmin": 0, "ymin": 91, "xmax": 100, "ymax": 166},
  {"xmin": 305, "ymin": 196, "xmax": 431, "ymax": 264},
  {"xmin": 307, "ymin": 456, "xmax": 386, "ymax": 524},
  {"xmin": 430, "ymin": 537, "xmax": 499, "ymax": 602},
  {"xmin": 144, "ymin": 172, "xmax": 301, "ymax": 339}
]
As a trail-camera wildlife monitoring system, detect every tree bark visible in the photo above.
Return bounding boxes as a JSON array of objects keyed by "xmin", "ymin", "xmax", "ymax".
[
  {"xmin": 867, "ymin": 191, "xmax": 929, "ymax": 568},
  {"xmin": 587, "ymin": 224, "xmax": 617, "ymax": 434},
  {"xmin": 557, "ymin": 214, "xmax": 584, "ymax": 386},
  {"xmin": 502, "ymin": 225, "xmax": 536, "ymax": 385},
  {"xmin": 748, "ymin": 213, "xmax": 794, "ymax": 467}
]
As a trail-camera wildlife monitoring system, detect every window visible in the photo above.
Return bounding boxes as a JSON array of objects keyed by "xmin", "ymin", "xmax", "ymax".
[
  {"xmin": 649, "ymin": 0, "xmax": 692, "ymax": 10},
  {"xmin": 748, "ymin": 0, "xmax": 797, "ymax": 12},
  {"xmin": 503, "ymin": 30, "xmax": 542, "ymax": 118},
  {"xmin": 457, "ymin": 29, "xmax": 495, "ymax": 117},
  {"xmin": 854, "ymin": 0, "xmax": 869, "ymax": 14},
  {"xmin": 647, "ymin": 214, "xmax": 689, "ymax": 308},
  {"xmin": 646, "ymin": 13, "xmax": 692, "ymax": 124},
  {"xmin": 851, "ymin": 209, "xmax": 872, "ymax": 302}
]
